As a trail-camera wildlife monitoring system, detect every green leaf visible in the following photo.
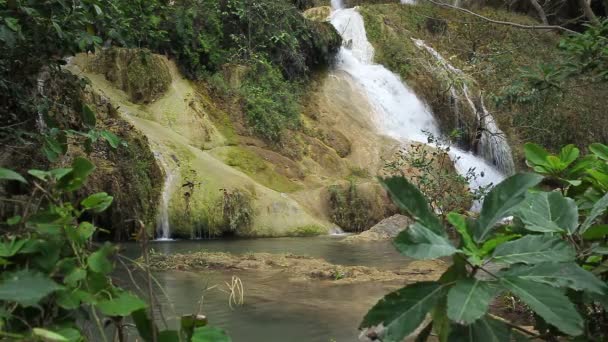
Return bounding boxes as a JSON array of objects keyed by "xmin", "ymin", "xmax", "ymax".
[
  {"xmin": 57, "ymin": 157, "xmax": 95, "ymax": 192},
  {"xmin": 0, "ymin": 167, "xmax": 27, "ymax": 183},
  {"xmin": 100, "ymin": 130, "xmax": 121, "ymax": 148},
  {"xmin": 474, "ymin": 173, "xmax": 543, "ymax": 242},
  {"xmin": 498, "ymin": 262, "xmax": 607, "ymax": 294},
  {"xmin": 393, "ymin": 223, "xmax": 458, "ymax": 259},
  {"xmin": 191, "ymin": 327, "xmax": 231, "ymax": 342},
  {"xmin": 582, "ymin": 224, "xmax": 608, "ymax": 240},
  {"xmin": 361, "ymin": 282, "xmax": 446, "ymax": 342},
  {"xmin": 500, "ymin": 277, "xmax": 583, "ymax": 336},
  {"xmin": 447, "ymin": 279, "xmax": 500, "ymax": 324},
  {"xmin": 97, "ymin": 292, "xmax": 147, "ymax": 317},
  {"xmin": 81, "ymin": 104, "xmax": 97, "ymax": 128},
  {"xmin": 81, "ymin": 192, "xmax": 113, "ymax": 213},
  {"xmin": 0, "ymin": 238, "xmax": 26, "ymax": 257},
  {"xmin": 6, "ymin": 215, "xmax": 21, "ymax": 225},
  {"xmin": 4, "ymin": 18, "xmax": 20, "ymax": 31},
  {"xmin": 32, "ymin": 328, "xmax": 69, "ymax": 342},
  {"xmin": 478, "ymin": 234, "xmax": 519, "ymax": 256},
  {"xmin": 64, "ymin": 268, "xmax": 87, "ymax": 286},
  {"xmin": 132, "ymin": 309, "xmax": 157, "ymax": 342},
  {"xmin": 558, "ymin": 144, "xmax": 579, "ymax": 166},
  {"xmin": 0, "ymin": 270, "xmax": 62, "ymax": 306},
  {"xmin": 516, "ymin": 191, "xmax": 578, "ymax": 234},
  {"xmin": 524, "ymin": 143, "xmax": 549, "ymax": 168},
  {"xmin": 492, "ymin": 235, "xmax": 575, "ymax": 265},
  {"xmin": 88, "ymin": 244, "xmax": 114, "ymax": 274},
  {"xmin": 590, "ymin": 143, "xmax": 608, "ymax": 161},
  {"xmin": 579, "ymin": 192, "xmax": 608, "ymax": 234},
  {"xmin": 379, "ymin": 176, "xmax": 444, "ymax": 235},
  {"xmin": 448, "ymin": 316, "xmax": 511, "ymax": 342}
]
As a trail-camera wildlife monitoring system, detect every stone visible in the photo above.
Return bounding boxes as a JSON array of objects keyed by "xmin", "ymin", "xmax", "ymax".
[{"xmin": 343, "ymin": 214, "xmax": 411, "ymax": 242}]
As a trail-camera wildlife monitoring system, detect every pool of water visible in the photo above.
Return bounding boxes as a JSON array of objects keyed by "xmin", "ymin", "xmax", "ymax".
[{"xmin": 117, "ymin": 236, "xmax": 410, "ymax": 342}]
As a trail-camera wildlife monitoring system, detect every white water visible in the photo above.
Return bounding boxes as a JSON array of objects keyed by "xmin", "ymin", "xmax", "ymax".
[
  {"xmin": 155, "ymin": 152, "xmax": 176, "ymax": 240},
  {"xmin": 329, "ymin": 4, "xmax": 505, "ymax": 190},
  {"xmin": 412, "ymin": 39, "xmax": 515, "ymax": 175}
]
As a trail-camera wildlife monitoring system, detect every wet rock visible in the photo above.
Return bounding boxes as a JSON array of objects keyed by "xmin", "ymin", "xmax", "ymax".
[{"xmin": 343, "ymin": 214, "xmax": 411, "ymax": 242}]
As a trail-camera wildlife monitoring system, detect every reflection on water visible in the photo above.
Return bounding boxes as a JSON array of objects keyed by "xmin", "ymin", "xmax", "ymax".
[{"xmin": 119, "ymin": 236, "xmax": 410, "ymax": 342}]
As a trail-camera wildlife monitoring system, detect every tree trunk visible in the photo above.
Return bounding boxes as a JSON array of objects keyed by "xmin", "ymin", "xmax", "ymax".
[
  {"xmin": 529, "ymin": 0, "xmax": 549, "ymax": 25},
  {"xmin": 578, "ymin": 0, "xmax": 600, "ymax": 25}
]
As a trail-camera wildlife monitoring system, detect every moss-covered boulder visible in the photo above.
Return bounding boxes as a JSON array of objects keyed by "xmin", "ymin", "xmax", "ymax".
[
  {"xmin": 87, "ymin": 48, "xmax": 171, "ymax": 104},
  {"xmin": 304, "ymin": 6, "xmax": 332, "ymax": 21}
]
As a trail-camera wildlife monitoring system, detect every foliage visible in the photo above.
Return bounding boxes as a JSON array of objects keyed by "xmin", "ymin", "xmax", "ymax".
[
  {"xmin": 558, "ymin": 19, "xmax": 608, "ymax": 83},
  {"xmin": 364, "ymin": 143, "xmax": 608, "ymax": 341},
  {"xmin": 240, "ymin": 60, "xmax": 301, "ymax": 142},
  {"xmin": 217, "ymin": 188, "xmax": 254, "ymax": 235},
  {"xmin": 384, "ymin": 132, "xmax": 490, "ymax": 216},
  {"xmin": 328, "ymin": 181, "xmax": 376, "ymax": 233}
]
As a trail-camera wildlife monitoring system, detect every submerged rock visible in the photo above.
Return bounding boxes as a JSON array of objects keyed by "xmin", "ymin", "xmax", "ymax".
[
  {"xmin": 148, "ymin": 251, "xmax": 446, "ymax": 284},
  {"xmin": 343, "ymin": 214, "xmax": 411, "ymax": 242}
]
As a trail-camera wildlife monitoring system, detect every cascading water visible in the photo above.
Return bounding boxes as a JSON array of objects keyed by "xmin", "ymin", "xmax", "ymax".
[
  {"xmin": 412, "ymin": 39, "xmax": 515, "ymax": 175},
  {"xmin": 155, "ymin": 152, "xmax": 176, "ymax": 240},
  {"xmin": 329, "ymin": 4, "xmax": 506, "ymax": 191}
]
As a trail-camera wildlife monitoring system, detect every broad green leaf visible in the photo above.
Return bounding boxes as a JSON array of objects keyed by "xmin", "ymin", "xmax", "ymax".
[
  {"xmin": 100, "ymin": 130, "xmax": 121, "ymax": 148},
  {"xmin": 524, "ymin": 143, "xmax": 549, "ymax": 168},
  {"xmin": 88, "ymin": 244, "xmax": 114, "ymax": 274},
  {"xmin": 500, "ymin": 277, "xmax": 583, "ymax": 336},
  {"xmin": 28, "ymin": 169, "xmax": 49, "ymax": 181},
  {"xmin": 478, "ymin": 234, "xmax": 519, "ymax": 256},
  {"xmin": 6, "ymin": 215, "xmax": 21, "ymax": 225},
  {"xmin": 492, "ymin": 235, "xmax": 575, "ymax": 265},
  {"xmin": 379, "ymin": 176, "xmax": 444, "ymax": 235},
  {"xmin": 579, "ymin": 192, "xmax": 608, "ymax": 234},
  {"xmin": 516, "ymin": 192, "xmax": 578, "ymax": 234},
  {"xmin": 431, "ymin": 297, "xmax": 450, "ymax": 342},
  {"xmin": 81, "ymin": 192, "xmax": 113, "ymax": 213},
  {"xmin": 546, "ymin": 156, "xmax": 565, "ymax": 172},
  {"xmin": 447, "ymin": 316, "xmax": 511, "ymax": 342},
  {"xmin": 0, "ymin": 238, "xmax": 26, "ymax": 257},
  {"xmin": 58, "ymin": 157, "xmax": 95, "ymax": 192},
  {"xmin": 558, "ymin": 144, "xmax": 579, "ymax": 166},
  {"xmin": 0, "ymin": 270, "xmax": 62, "ymax": 306},
  {"xmin": 182, "ymin": 314, "xmax": 208, "ymax": 340},
  {"xmin": 393, "ymin": 223, "xmax": 458, "ymax": 260},
  {"xmin": 97, "ymin": 292, "xmax": 147, "ymax": 317},
  {"xmin": 498, "ymin": 262, "xmax": 606, "ymax": 294},
  {"xmin": 582, "ymin": 224, "xmax": 608, "ymax": 240},
  {"xmin": 447, "ymin": 213, "xmax": 477, "ymax": 253},
  {"xmin": 32, "ymin": 328, "xmax": 69, "ymax": 342},
  {"xmin": 4, "ymin": 18, "xmax": 20, "ymax": 32},
  {"xmin": 64, "ymin": 268, "xmax": 86, "ymax": 286},
  {"xmin": 191, "ymin": 327, "xmax": 231, "ymax": 342},
  {"xmin": 474, "ymin": 173, "xmax": 543, "ymax": 242},
  {"xmin": 447, "ymin": 279, "xmax": 500, "ymax": 324},
  {"xmin": 132, "ymin": 309, "xmax": 157, "ymax": 342},
  {"xmin": 158, "ymin": 330, "xmax": 180, "ymax": 342},
  {"xmin": 0, "ymin": 167, "xmax": 27, "ymax": 183},
  {"xmin": 361, "ymin": 282, "xmax": 446, "ymax": 342},
  {"xmin": 590, "ymin": 143, "xmax": 608, "ymax": 161},
  {"xmin": 81, "ymin": 104, "xmax": 97, "ymax": 128}
]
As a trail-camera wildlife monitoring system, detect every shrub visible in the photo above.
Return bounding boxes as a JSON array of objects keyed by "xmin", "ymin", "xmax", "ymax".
[{"xmin": 361, "ymin": 143, "xmax": 608, "ymax": 341}]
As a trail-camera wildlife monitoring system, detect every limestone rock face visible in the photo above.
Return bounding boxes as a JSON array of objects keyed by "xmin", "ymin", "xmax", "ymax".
[{"xmin": 343, "ymin": 214, "xmax": 411, "ymax": 242}]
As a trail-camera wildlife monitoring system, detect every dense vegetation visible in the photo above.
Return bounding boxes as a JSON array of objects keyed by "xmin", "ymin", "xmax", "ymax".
[{"xmin": 365, "ymin": 142, "xmax": 608, "ymax": 341}]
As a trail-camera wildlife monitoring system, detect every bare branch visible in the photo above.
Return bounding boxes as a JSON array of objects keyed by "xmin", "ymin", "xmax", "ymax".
[{"xmin": 424, "ymin": 0, "xmax": 580, "ymax": 35}]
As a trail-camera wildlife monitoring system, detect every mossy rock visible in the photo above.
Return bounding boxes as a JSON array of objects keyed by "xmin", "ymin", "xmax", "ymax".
[
  {"xmin": 304, "ymin": 6, "xmax": 332, "ymax": 21},
  {"xmin": 326, "ymin": 181, "xmax": 397, "ymax": 232},
  {"xmin": 88, "ymin": 48, "xmax": 171, "ymax": 104}
]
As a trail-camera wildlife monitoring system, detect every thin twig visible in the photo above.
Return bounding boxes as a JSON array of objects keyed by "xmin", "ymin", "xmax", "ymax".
[{"xmin": 425, "ymin": 0, "xmax": 580, "ymax": 35}]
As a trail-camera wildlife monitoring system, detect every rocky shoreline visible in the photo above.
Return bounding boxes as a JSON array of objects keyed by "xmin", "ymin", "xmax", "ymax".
[{"xmin": 147, "ymin": 251, "xmax": 447, "ymax": 284}]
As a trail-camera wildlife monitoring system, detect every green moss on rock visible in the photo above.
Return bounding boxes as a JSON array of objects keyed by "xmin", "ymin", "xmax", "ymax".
[{"xmin": 88, "ymin": 48, "xmax": 171, "ymax": 104}]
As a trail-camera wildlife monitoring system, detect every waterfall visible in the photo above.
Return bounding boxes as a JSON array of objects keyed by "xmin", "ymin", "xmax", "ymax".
[
  {"xmin": 329, "ymin": 7, "xmax": 506, "ymax": 191},
  {"xmin": 331, "ymin": 0, "xmax": 343, "ymax": 10},
  {"xmin": 412, "ymin": 39, "xmax": 515, "ymax": 175},
  {"xmin": 155, "ymin": 152, "xmax": 176, "ymax": 240}
]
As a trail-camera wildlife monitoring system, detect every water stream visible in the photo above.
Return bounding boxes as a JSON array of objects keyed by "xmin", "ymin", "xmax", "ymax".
[
  {"xmin": 154, "ymin": 152, "xmax": 177, "ymax": 240},
  {"xmin": 329, "ymin": 1, "xmax": 506, "ymax": 190}
]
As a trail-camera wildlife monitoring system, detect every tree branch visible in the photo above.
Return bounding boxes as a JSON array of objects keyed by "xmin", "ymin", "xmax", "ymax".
[{"xmin": 424, "ymin": 0, "xmax": 580, "ymax": 35}]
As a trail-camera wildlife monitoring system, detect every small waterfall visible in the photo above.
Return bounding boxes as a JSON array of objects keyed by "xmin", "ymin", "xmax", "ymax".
[
  {"xmin": 155, "ymin": 153, "xmax": 177, "ymax": 240},
  {"xmin": 331, "ymin": 0, "xmax": 344, "ymax": 10},
  {"xmin": 329, "ymin": 7, "xmax": 506, "ymax": 191},
  {"xmin": 412, "ymin": 39, "xmax": 515, "ymax": 175}
]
